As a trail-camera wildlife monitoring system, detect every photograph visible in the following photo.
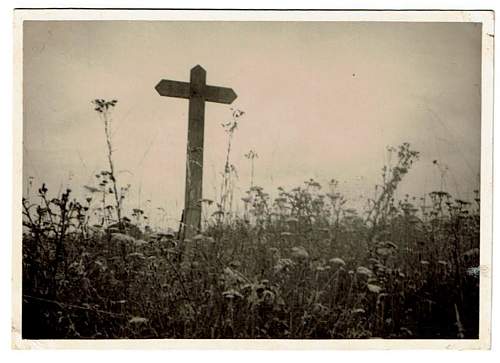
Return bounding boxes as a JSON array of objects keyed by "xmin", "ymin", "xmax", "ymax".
[{"xmin": 13, "ymin": 9, "xmax": 493, "ymax": 348}]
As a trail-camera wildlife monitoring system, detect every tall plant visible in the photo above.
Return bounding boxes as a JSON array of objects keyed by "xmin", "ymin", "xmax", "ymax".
[
  {"xmin": 365, "ymin": 143, "xmax": 420, "ymax": 242},
  {"xmin": 218, "ymin": 109, "xmax": 244, "ymax": 222},
  {"xmin": 92, "ymin": 99, "xmax": 123, "ymax": 227},
  {"xmin": 244, "ymin": 149, "xmax": 258, "ymax": 189}
]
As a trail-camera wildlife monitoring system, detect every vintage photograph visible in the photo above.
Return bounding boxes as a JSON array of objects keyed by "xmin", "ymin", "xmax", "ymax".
[{"xmin": 14, "ymin": 10, "xmax": 493, "ymax": 346}]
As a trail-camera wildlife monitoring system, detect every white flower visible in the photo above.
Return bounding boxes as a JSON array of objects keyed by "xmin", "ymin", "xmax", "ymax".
[
  {"xmin": 229, "ymin": 260, "xmax": 241, "ymax": 269},
  {"xmin": 277, "ymin": 258, "xmax": 294, "ymax": 267},
  {"xmin": 466, "ymin": 267, "xmax": 480, "ymax": 278},
  {"xmin": 356, "ymin": 266, "xmax": 373, "ymax": 278},
  {"xmin": 329, "ymin": 257, "xmax": 346, "ymax": 268},
  {"xmin": 193, "ymin": 234, "xmax": 205, "ymax": 241},
  {"xmin": 291, "ymin": 246, "xmax": 309, "ymax": 260},
  {"xmin": 134, "ymin": 239, "xmax": 148, "ymax": 247},
  {"xmin": 367, "ymin": 284, "xmax": 383, "ymax": 294},
  {"xmin": 111, "ymin": 233, "xmax": 135, "ymax": 244},
  {"xmin": 127, "ymin": 252, "xmax": 145, "ymax": 260},
  {"xmin": 129, "ymin": 316, "xmax": 148, "ymax": 324},
  {"xmin": 223, "ymin": 289, "xmax": 243, "ymax": 299},
  {"xmin": 384, "ymin": 241, "xmax": 398, "ymax": 249},
  {"xmin": 274, "ymin": 258, "xmax": 295, "ymax": 272},
  {"xmin": 376, "ymin": 247, "xmax": 393, "ymax": 257}
]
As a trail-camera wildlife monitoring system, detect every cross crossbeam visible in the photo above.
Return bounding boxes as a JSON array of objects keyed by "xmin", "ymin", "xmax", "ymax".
[{"xmin": 155, "ymin": 80, "xmax": 237, "ymax": 104}]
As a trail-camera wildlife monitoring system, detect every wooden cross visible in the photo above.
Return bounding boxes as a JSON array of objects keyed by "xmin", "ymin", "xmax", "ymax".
[{"xmin": 155, "ymin": 65, "xmax": 237, "ymax": 239}]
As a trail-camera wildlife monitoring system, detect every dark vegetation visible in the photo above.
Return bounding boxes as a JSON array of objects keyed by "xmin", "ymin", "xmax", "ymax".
[{"xmin": 21, "ymin": 101, "xmax": 480, "ymax": 339}]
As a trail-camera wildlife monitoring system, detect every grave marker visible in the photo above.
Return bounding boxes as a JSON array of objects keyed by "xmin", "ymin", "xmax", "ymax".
[{"xmin": 155, "ymin": 65, "xmax": 237, "ymax": 239}]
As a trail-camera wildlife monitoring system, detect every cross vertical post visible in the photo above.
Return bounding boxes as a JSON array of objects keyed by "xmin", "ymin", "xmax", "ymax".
[{"xmin": 184, "ymin": 65, "xmax": 206, "ymax": 239}]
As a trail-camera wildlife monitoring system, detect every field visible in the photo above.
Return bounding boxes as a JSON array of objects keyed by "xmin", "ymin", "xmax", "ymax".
[{"xmin": 21, "ymin": 139, "xmax": 480, "ymax": 339}]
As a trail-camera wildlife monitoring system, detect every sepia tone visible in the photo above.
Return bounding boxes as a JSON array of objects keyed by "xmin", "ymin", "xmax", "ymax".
[{"xmin": 19, "ymin": 17, "xmax": 486, "ymax": 342}]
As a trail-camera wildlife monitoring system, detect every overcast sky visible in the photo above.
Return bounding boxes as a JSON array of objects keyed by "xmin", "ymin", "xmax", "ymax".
[{"xmin": 23, "ymin": 21, "xmax": 482, "ymax": 227}]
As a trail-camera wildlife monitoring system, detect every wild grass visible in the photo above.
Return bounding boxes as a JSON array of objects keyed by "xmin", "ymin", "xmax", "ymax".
[
  {"xmin": 21, "ymin": 145, "xmax": 479, "ymax": 339},
  {"xmin": 21, "ymin": 102, "xmax": 479, "ymax": 339}
]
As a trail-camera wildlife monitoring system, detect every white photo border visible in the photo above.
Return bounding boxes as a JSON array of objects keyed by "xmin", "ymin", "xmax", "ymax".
[{"xmin": 11, "ymin": 9, "xmax": 494, "ymax": 350}]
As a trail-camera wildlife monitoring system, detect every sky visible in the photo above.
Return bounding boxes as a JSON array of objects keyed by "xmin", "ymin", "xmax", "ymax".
[{"xmin": 23, "ymin": 21, "xmax": 482, "ymax": 228}]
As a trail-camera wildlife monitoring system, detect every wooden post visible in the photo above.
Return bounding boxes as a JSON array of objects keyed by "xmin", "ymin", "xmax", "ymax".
[
  {"xmin": 184, "ymin": 65, "xmax": 206, "ymax": 238},
  {"xmin": 155, "ymin": 65, "xmax": 237, "ymax": 240}
]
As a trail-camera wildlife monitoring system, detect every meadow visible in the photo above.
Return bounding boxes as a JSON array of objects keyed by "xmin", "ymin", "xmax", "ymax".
[{"xmin": 21, "ymin": 102, "xmax": 480, "ymax": 339}]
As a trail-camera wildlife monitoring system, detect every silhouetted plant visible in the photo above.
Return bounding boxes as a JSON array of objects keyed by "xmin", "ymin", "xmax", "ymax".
[
  {"xmin": 22, "ymin": 141, "xmax": 479, "ymax": 340},
  {"xmin": 92, "ymin": 99, "xmax": 124, "ymax": 228}
]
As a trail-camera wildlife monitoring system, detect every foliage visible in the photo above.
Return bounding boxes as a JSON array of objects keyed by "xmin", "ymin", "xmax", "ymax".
[{"xmin": 22, "ymin": 143, "xmax": 479, "ymax": 339}]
